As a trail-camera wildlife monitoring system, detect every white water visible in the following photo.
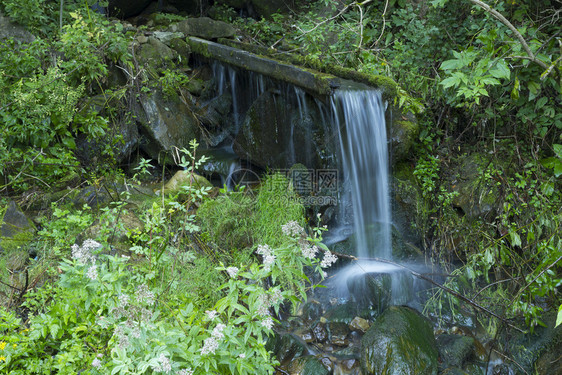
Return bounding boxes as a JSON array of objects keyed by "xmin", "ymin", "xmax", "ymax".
[{"xmin": 331, "ymin": 90, "xmax": 392, "ymax": 260}]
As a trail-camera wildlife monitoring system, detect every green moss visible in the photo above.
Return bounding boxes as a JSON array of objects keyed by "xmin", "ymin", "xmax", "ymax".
[{"xmin": 217, "ymin": 38, "xmax": 400, "ymax": 98}]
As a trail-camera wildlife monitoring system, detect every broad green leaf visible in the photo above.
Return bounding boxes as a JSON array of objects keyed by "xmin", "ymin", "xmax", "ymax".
[
  {"xmin": 536, "ymin": 97, "xmax": 548, "ymax": 109},
  {"xmin": 510, "ymin": 231, "xmax": 522, "ymax": 247},
  {"xmin": 440, "ymin": 76, "xmax": 461, "ymax": 89},
  {"xmin": 489, "ymin": 60, "xmax": 510, "ymax": 80},
  {"xmin": 440, "ymin": 59, "xmax": 461, "ymax": 71},
  {"xmin": 556, "ymin": 305, "xmax": 562, "ymax": 327}
]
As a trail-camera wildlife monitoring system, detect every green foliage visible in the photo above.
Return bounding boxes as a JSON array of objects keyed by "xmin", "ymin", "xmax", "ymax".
[
  {"xmin": 158, "ymin": 69, "xmax": 190, "ymax": 99},
  {"xmin": 0, "ymin": 143, "xmax": 336, "ymax": 373},
  {"xmin": 0, "ymin": 6, "xmax": 130, "ymax": 194}
]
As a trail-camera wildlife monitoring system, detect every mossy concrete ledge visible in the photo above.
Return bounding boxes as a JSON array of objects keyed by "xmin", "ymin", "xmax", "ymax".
[{"xmin": 187, "ymin": 37, "xmax": 338, "ymax": 96}]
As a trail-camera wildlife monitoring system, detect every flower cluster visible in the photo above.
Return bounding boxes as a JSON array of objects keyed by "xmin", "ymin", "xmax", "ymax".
[
  {"xmin": 153, "ymin": 353, "xmax": 172, "ymax": 373},
  {"xmin": 200, "ymin": 323, "xmax": 226, "ymax": 355},
  {"xmin": 226, "ymin": 266, "xmax": 239, "ymax": 278},
  {"xmin": 106, "ymin": 284, "xmax": 156, "ymax": 351},
  {"xmin": 281, "ymin": 221, "xmax": 304, "ymax": 237},
  {"xmin": 71, "ymin": 239, "xmax": 101, "ymax": 280},
  {"xmin": 256, "ymin": 244, "xmax": 276, "ymax": 271},
  {"xmin": 71, "ymin": 239, "xmax": 100, "ymax": 264},
  {"xmin": 320, "ymin": 250, "xmax": 338, "ymax": 268}
]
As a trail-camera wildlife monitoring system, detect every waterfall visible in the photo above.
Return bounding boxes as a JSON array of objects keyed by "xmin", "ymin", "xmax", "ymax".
[{"xmin": 331, "ymin": 90, "xmax": 391, "ymax": 260}]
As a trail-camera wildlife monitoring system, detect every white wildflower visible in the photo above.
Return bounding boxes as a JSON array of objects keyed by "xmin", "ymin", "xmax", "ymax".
[
  {"xmin": 153, "ymin": 353, "xmax": 172, "ymax": 373},
  {"xmin": 212, "ymin": 323, "xmax": 226, "ymax": 339},
  {"xmin": 226, "ymin": 267, "xmax": 239, "ymax": 278},
  {"xmin": 301, "ymin": 244, "xmax": 318, "ymax": 259},
  {"xmin": 320, "ymin": 251, "xmax": 338, "ymax": 268},
  {"xmin": 281, "ymin": 221, "xmax": 304, "ymax": 237},
  {"xmin": 205, "ymin": 310, "xmax": 218, "ymax": 321},
  {"xmin": 86, "ymin": 265, "xmax": 98, "ymax": 280},
  {"xmin": 263, "ymin": 254, "xmax": 276, "ymax": 271},
  {"xmin": 257, "ymin": 244, "xmax": 276, "ymax": 271},
  {"xmin": 256, "ymin": 294, "xmax": 270, "ymax": 317},
  {"xmin": 118, "ymin": 294, "xmax": 130, "ymax": 308},
  {"xmin": 239, "ymin": 353, "xmax": 246, "ymax": 359},
  {"xmin": 178, "ymin": 369, "xmax": 194, "ymax": 375},
  {"xmin": 92, "ymin": 358, "xmax": 102, "ymax": 368},
  {"xmin": 261, "ymin": 317, "xmax": 274, "ymax": 330},
  {"xmin": 135, "ymin": 284, "xmax": 155, "ymax": 306},
  {"xmin": 269, "ymin": 288, "xmax": 284, "ymax": 306},
  {"xmin": 200, "ymin": 336, "xmax": 220, "ymax": 355}
]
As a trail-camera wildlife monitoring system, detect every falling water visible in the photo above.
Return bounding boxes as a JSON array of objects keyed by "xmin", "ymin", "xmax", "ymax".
[{"xmin": 331, "ymin": 90, "xmax": 391, "ymax": 260}]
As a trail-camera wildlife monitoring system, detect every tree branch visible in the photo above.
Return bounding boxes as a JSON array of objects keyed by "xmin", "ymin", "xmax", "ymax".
[{"xmin": 467, "ymin": 0, "xmax": 549, "ymax": 70}]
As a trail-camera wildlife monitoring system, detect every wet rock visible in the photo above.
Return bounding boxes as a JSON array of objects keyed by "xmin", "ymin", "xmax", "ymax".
[
  {"xmin": 0, "ymin": 201, "xmax": 36, "ymax": 253},
  {"xmin": 436, "ymin": 334, "xmax": 476, "ymax": 369},
  {"xmin": 360, "ymin": 306, "xmax": 438, "ymax": 375},
  {"xmin": 267, "ymin": 333, "xmax": 309, "ymax": 365},
  {"xmin": 176, "ymin": 17, "xmax": 235, "ymax": 39},
  {"xmin": 135, "ymin": 89, "xmax": 201, "ymax": 160},
  {"xmin": 287, "ymin": 355, "xmax": 330, "ymax": 375},
  {"xmin": 322, "ymin": 302, "xmax": 358, "ymax": 325},
  {"xmin": 233, "ymin": 91, "xmax": 331, "ymax": 170},
  {"xmin": 153, "ymin": 31, "xmax": 184, "ymax": 44},
  {"xmin": 137, "ymin": 36, "xmax": 179, "ymax": 74},
  {"xmin": 294, "ymin": 328, "xmax": 315, "ymax": 343},
  {"xmin": 346, "ymin": 272, "xmax": 392, "ymax": 315},
  {"xmin": 0, "ymin": 11, "xmax": 35, "ymax": 44},
  {"xmin": 326, "ymin": 322, "xmax": 350, "ymax": 346},
  {"xmin": 301, "ymin": 300, "xmax": 324, "ymax": 322},
  {"xmin": 340, "ymin": 358, "xmax": 359, "ymax": 371},
  {"xmin": 312, "ymin": 323, "xmax": 328, "ymax": 343},
  {"xmin": 349, "ymin": 316, "xmax": 370, "ymax": 333}
]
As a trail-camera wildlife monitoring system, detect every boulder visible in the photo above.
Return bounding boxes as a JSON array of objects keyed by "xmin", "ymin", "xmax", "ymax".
[
  {"xmin": 137, "ymin": 36, "xmax": 179, "ymax": 74},
  {"xmin": 157, "ymin": 170, "xmax": 213, "ymax": 196},
  {"xmin": 346, "ymin": 272, "xmax": 392, "ymax": 315},
  {"xmin": 436, "ymin": 334, "xmax": 476, "ymax": 369},
  {"xmin": 74, "ymin": 95, "xmax": 140, "ymax": 166},
  {"xmin": 287, "ymin": 355, "xmax": 330, "ymax": 375},
  {"xmin": 176, "ymin": 17, "xmax": 236, "ymax": 39},
  {"xmin": 360, "ymin": 306, "xmax": 438, "ymax": 375},
  {"xmin": 0, "ymin": 11, "xmax": 35, "ymax": 44},
  {"xmin": 266, "ymin": 332, "xmax": 309, "ymax": 366},
  {"xmin": 135, "ymin": 89, "xmax": 201, "ymax": 160},
  {"xmin": 0, "ymin": 200, "xmax": 36, "ymax": 253}
]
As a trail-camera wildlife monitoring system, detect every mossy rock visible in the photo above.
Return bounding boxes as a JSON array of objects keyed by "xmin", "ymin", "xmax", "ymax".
[
  {"xmin": 449, "ymin": 153, "xmax": 502, "ymax": 221},
  {"xmin": 176, "ymin": 17, "xmax": 236, "ymax": 39},
  {"xmin": 158, "ymin": 170, "xmax": 213, "ymax": 196},
  {"xmin": 390, "ymin": 110, "xmax": 419, "ymax": 164},
  {"xmin": 0, "ymin": 200, "xmax": 36, "ymax": 253},
  {"xmin": 360, "ymin": 306, "xmax": 438, "ymax": 375},
  {"xmin": 287, "ymin": 355, "xmax": 331, "ymax": 375}
]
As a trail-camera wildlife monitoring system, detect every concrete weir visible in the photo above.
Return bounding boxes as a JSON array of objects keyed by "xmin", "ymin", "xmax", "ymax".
[{"xmin": 186, "ymin": 37, "xmax": 341, "ymax": 96}]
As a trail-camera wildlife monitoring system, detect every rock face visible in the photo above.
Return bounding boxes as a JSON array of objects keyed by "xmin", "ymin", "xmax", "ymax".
[
  {"xmin": 233, "ymin": 91, "xmax": 331, "ymax": 170},
  {"xmin": 176, "ymin": 17, "xmax": 236, "ymax": 39},
  {"xmin": 75, "ymin": 95, "xmax": 140, "ymax": 166},
  {"xmin": 449, "ymin": 153, "xmax": 501, "ymax": 220},
  {"xmin": 219, "ymin": 0, "xmax": 295, "ymax": 18},
  {"xmin": 360, "ymin": 306, "xmax": 438, "ymax": 375},
  {"xmin": 135, "ymin": 90, "xmax": 201, "ymax": 160},
  {"xmin": 0, "ymin": 200, "xmax": 36, "ymax": 253},
  {"xmin": 108, "ymin": 0, "xmax": 152, "ymax": 18},
  {"xmin": 0, "ymin": 11, "xmax": 35, "ymax": 44}
]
